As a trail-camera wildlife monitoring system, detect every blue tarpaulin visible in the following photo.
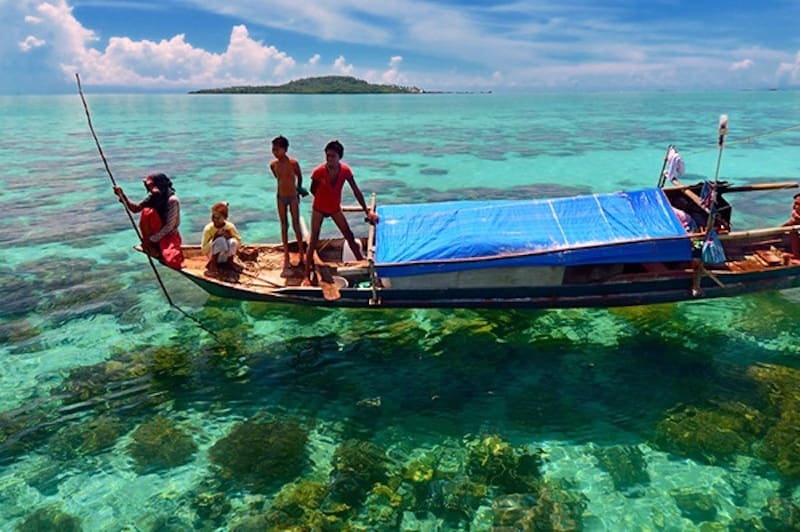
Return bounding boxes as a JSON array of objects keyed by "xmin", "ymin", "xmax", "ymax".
[{"xmin": 375, "ymin": 189, "xmax": 693, "ymax": 277}]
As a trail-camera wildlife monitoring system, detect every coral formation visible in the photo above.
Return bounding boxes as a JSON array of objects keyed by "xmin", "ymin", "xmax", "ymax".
[
  {"xmin": 16, "ymin": 504, "xmax": 82, "ymax": 532},
  {"xmin": 465, "ymin": 434, "xmax": 541, "ymax": 492},
  {"xmin": 208, "ymin": 417, "xmax": 308, "ymax": 491},
  {"xmin": 492, "ymin": 479, "xmax": 588, "ymax": 530},
  {"xmin": 49, "ymin": 415, "xmax": 127, "ymax": 460},
  {"xmin": 652, "ymin": 402, "xmax": 765, "ymax": 464},
  {"xmin": 329, "ymin": 439, "xmax": 389, "ymax": 506},
  {"xmin": 127, "ymin": 415, "xmax": 197, "ymax": 472},
  {"xmin": 593, "ymin": 444, "xmax": 650, "ymax": 491},
  {"xmin": 670, "ymin": 488, "xmax": 717, "ymax": 523}
]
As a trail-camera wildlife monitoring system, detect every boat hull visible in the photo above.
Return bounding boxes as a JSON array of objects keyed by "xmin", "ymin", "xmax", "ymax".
[
  {"xmin": 177, "ymin": 262, "xmax": 800, "ymax": 309},
  {"xmin": 163, "ymin": 181, "xmax": 800, "ymax": 310}
]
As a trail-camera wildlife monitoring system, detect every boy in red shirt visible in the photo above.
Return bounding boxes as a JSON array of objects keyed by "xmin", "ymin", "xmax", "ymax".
[{"xmin": 302, "ymin": 140, "xmax": 378, "ymax": 286}]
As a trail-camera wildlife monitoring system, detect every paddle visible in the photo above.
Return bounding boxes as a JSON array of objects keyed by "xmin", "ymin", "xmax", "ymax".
[
  {"xmin": 299, "ymin": 212, "xmax": 341, "ymax": 301},
  {"xmin": 314, "ymin": 253, "xmax": 341, "ymax": 301}
]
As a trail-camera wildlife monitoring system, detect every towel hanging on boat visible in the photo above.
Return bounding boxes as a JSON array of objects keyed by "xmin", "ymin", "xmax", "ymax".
[{"xmin": 663, "ymin": 146, "xmax": 685, "ymax": 184}]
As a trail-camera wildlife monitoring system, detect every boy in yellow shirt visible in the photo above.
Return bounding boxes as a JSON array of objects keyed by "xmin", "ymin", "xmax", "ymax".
[{"xmin": 201, "ymin": 202, "xmax": 242, "ymax": 276}]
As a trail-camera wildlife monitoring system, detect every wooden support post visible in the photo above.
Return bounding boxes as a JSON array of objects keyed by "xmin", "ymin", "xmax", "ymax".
[{"xmin": 366, "ymin": 193, "xmax": 381, "ymax": 306}]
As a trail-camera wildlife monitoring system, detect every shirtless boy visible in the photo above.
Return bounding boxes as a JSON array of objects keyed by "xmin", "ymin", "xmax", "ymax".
[{"xmin": 269, "ymin": 135, "xmax": 307, "ymax": 272}]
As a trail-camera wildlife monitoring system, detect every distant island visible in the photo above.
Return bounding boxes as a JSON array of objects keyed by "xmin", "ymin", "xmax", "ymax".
[{"xmin": 189, "ymin": 76, "xmax": 423, "ymax": 94}]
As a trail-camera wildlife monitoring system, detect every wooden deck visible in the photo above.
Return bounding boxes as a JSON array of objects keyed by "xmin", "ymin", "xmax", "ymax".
[{"xmin": 181, "ymin": 239, "xmax": 371, "ymax": 294}]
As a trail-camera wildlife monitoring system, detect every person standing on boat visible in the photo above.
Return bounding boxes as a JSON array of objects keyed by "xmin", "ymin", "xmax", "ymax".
[
  {"xmin": 201, "ymin": 201, "xmax": 243, "ymax": 277},
  {"xmin": 113, "ymin": 173, "xmax": 184, "ymax": 269},
  {"xmin": 269, "ymin": 135, "xmax": 307, "ymax": 274},
  {"xmin": 302, "ymin": 140, "xmax": 378, "ymax": 286}
]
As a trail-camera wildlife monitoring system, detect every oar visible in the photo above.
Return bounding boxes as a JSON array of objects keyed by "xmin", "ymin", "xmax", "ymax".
[{"xmin": 298, "ymin": 213, "xmax": 340, "ymax": 301}]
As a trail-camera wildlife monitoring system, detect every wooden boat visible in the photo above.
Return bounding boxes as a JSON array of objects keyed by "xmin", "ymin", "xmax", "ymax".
[{"xmin": 162, "ymin": 180, "xmax": 800, "ymax": 309}]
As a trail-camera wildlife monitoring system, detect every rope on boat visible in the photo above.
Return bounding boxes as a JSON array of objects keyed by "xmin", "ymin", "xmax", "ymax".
[
  {"xmin": 75, "ymin": 73, "xmax": 218, "ymax": 340},
  {"xmin": 680, "ymin": 121, "xmax": 800, "ymax": 158},
  {"xmin": 729, "ymin": 122, "xmax": 800, "ymax": 147}
]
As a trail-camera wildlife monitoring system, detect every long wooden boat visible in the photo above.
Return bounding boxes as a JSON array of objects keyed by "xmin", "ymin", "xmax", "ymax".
[{"xmin": 165, "ymin": 181, "xmax": 800, "ymax": 309}]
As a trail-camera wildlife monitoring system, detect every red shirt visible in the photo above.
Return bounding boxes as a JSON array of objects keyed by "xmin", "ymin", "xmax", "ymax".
[{"xmin": 311, "ymin": 162, "xmax": 353, "ymax": 215}]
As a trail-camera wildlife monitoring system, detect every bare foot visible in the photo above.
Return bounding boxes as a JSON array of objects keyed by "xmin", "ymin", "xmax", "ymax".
[{"xmin": 300, "ymin": 277, "xmax": 312, "ymax": 287}]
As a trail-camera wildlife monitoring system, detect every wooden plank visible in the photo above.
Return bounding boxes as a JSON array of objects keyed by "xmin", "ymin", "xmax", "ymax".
[
  {"xmin": 665, "ymin": 181, "xmax": 798, "ymax": 193},
  {"xmin": 682, "ymin": 188, "xmax": 710, "ymax": 214},
  {"xmin": 720, "ymin": 226, "xmax": 800, "ymax": 240},
  {"xmin": 723, "ymin": 182, "xmax": 799, "ymax": 193},
  {"xmin": 755, "ymin": 249, "xmax": 782, "ymax": 266},
  {"xmin": 312, "ymin": 250, "xmax": 341, "ymax": 301}
]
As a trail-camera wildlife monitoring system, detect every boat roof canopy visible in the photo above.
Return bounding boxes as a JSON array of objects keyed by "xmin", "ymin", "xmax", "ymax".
[{"xmin": 375, "ymin": 188, "xmax": 693, "ymax": 277}]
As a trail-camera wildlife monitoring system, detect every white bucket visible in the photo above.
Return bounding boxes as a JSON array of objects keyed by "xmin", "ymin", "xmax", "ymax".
[{"xmin": 341, "ymin": 240, "xmax": 363, "ymax": 262}]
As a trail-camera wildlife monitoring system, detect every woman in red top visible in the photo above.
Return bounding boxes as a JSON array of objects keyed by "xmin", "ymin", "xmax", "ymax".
[
  {"xmin": 303, "ymin": 140, "xmax": 378, "ymax": 286},
  {"xmin": 114, "ymin": 172, "xmax": 184, "ymax": 269}
]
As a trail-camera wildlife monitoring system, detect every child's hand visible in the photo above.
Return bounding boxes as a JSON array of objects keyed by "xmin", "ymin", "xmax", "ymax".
[{"xmin": 365, "ymin": 210, "xmax": 379, "ymax": 225}]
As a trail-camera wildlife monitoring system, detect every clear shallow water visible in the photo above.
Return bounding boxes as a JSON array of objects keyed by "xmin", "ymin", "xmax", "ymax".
[{"xmin": 1, "ymin": 92, "xmax": 800, "ymax": 530}]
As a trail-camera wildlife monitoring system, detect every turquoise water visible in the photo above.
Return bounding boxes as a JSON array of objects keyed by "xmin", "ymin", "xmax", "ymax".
[{"xmin": 1, "ymin": 92, "xmax": 800, "ymax": 530}]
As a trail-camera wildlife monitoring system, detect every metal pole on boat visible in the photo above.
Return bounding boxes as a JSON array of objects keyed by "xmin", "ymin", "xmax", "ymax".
[
  {"xmin": 706, "ymin": 114, "xmax": 728, "ymax": 229},
  {"xmin": 698, "ymin": 115, "xmax": 729, "ymax": 270},
  {"xmin": 657, "ymin": 144, "xmax": 673, "ymax": 188}
]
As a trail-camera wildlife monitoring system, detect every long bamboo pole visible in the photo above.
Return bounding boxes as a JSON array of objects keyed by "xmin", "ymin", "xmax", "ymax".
[{"xmin": 75, "ymin": 73, "xmax": 217, "ymax": 338}]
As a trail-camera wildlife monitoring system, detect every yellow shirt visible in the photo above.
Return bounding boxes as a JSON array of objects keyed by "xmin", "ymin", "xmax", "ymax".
[{"xmin": 201, "ymin": 220, "xmax": 242, "ymax": 255}]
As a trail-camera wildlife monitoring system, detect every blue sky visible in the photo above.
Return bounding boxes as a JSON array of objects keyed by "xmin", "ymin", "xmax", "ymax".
[{"xmin": 3, "ymin": 0, "xmax": 800, "ymax": 94}]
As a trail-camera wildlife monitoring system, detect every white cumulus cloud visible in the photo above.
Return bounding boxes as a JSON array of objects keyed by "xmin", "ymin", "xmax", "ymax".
[
  {"xmin": 381, "ymin": 55, "xmax": 406, "ymax": 84},
  {"xmin": 333, "ymin": 55, "xmax": 354, "ymax": 75},
  {"xmin": 730, "ymin": 59, "xmax": 753, "ymax": 71},
  {"xmin": 14, "ymin": 1, "xmax": 301, "ymax": 89},
  {"xmin": 19, "ymin": 35, "xmax": 46, "ymax": 51}
]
